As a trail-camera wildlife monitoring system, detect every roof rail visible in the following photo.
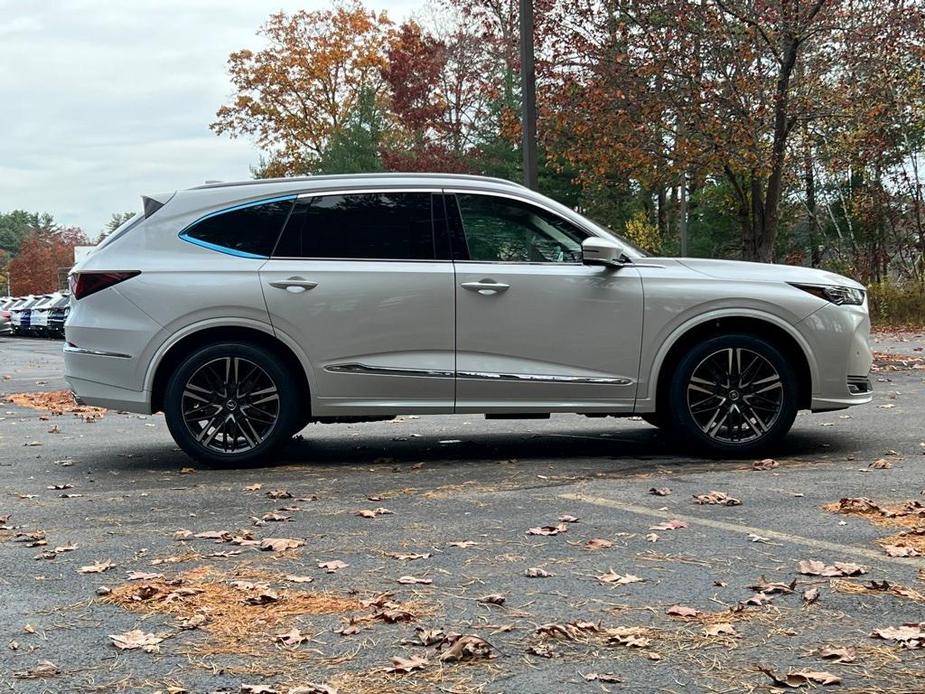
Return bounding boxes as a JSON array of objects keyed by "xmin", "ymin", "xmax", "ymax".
[{"xmin": 189, "ymin": 172, "xmax": 527, "ymax": 191}]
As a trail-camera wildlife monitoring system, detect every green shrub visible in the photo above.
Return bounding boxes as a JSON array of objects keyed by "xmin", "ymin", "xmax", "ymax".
[{"xmin": 866, "ymin": 281, "xmax": 925, "ymax": 328}]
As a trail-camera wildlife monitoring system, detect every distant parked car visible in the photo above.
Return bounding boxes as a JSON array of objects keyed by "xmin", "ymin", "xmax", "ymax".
[
  {"xmin": 10, "ymin": 296, "xmax": 37, "ymax": 335},
  {"xmin": 29, "ymin": 293, "xmax": 59, "ymax": 337},
  {"xmin": 1, "ymin": 299, "xmax": 11, "ymax": 336},
  {"xmin": 47, "ymin": 293, "xmax": 70, "ymax": 338}
]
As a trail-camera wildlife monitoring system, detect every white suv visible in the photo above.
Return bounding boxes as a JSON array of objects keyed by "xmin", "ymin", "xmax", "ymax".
[{"xmin": 65, "ymin": 174, "xmax": 872, "ymax": 465}]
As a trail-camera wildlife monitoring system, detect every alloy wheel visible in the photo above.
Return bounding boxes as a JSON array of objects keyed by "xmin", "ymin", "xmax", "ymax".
[
  {"xmin": 686, "ymin": 347, "xmax": 784, "ymax": 444},
  {"xmin": 181, "ymin": 356, "xmax": 280, "ymax": 454}
]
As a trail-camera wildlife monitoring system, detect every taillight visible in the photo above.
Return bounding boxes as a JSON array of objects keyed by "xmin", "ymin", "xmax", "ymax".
[{"xmin": 69, "ymin": 271, "xmax": 140, "ymax": 300}]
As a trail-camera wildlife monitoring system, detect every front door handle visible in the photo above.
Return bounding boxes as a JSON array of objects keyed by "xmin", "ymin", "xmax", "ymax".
[
  {"xmin": 461, "ymin": 280, "xmax": 510, "ymax": 295},
  {"xmin": 269, "ymin": 277, "xmax": 318, "ymax": 293}
]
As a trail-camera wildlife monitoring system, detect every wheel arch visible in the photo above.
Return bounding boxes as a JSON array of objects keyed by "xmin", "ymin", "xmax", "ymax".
[
  {"xmin": 648, "ymin": 312, "xmax": 816, "ymax": 414},
  {"xmin": 147, "ymin": 322, "xmax": 312, "ymax": 416}
]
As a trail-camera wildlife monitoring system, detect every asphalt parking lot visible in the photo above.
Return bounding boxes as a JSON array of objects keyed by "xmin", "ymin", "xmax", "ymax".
[{"xmin": 1, "ymin": 334, "xmax": 924, "ymax": 694}]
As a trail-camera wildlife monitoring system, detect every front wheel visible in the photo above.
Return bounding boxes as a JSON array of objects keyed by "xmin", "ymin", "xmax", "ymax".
[
  {"xmin": 667, "ymin": 334, "xmax": 798, "ymax": 456},
  {"xmin": 164, "ymin": 342, "xmax": 299, "ymax": 466}
]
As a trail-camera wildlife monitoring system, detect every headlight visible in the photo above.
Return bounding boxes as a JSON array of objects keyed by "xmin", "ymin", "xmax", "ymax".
[{"xmin": 790, "ymin": 283, "xmax": 865, "ymax": 306}]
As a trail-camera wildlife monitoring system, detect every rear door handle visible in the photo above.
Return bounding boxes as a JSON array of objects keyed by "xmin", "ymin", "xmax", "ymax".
[
  {"xmin": 269, "ymin": 277, "xmax": 318, "ymax": 293},
  {"xmin": 460, "ymin": 280, "xmax": 510, "ymax": 295}
]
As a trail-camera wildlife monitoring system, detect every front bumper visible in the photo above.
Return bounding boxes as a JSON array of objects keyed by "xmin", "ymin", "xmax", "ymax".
[{"xmin": 799, "ymin": 300, "xmax": 873, "ymax": 411}]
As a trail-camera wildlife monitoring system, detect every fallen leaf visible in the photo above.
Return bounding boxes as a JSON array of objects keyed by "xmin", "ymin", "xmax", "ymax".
[
  {"xmin": 758, "ymin": 666, "xmax": 841, "ymax": 687},
  {"xmin": 415, "ymin": 627, "xmax": 446, "ymax": 646},
  {"xmin": 798, "ymin": 560, "xmax": 866, "ymax": 577},
  {"xmin": 818, "ymin": 645, "xmax": 855, "ymax": 663},
  {"xmin": 597, "ymin": 570, "xmax": 644, "ymax": 585},
  {"xmin": 244, "ymin": 483, "xmax": 262, "ymax": 492},
  {"xmin": 447, "ymin": 540, "xmax": 477, "ymax": 548},
  {"xmin": 397, "ymin": 575, "xmax": 432, "ymax": 585},
  {"xmin": 288, "ymin": 685, "xmax": 338, "ymax": 694},
  {"xmin": 438, "ymin": 634, "xmax": 495, "ymax": 662},
  {"xmin": 245, "ymin": 590, "xmax": 280, "ymax": 605},
  {"xmin": 13, "ymin": 660, "xmax": 59, "ymax": 679},
  {"xmin": 179, "ymin": 613, "xmax": 208, "ymax": 630},
  {"xmin": 649, "ymin": 487, "xmax": 672, "ymax": 496},
  {"xmin": 585, "ymin": 538, "xmax": 613, "ymax": 550},
  {"xmin": 266, "ymin": 489, "xmax": 292, "ymax": 499},
  {"xmin": 525, "ymin": 567, "xmax": 551, "ymax": 578},
  {"xmin": 388, "ymin": 552, "xmax": 430, "ymax": 561},
  {"xmin": 275, "ymin": 628, "xmax": 307, "ymax": 646},
  {"xmin": 704, "ymin": 623, "xmax": 738, "ymax": 637},
  {"xmin": 883, "ymin": 545, "xmax": 920, "ymax": 557},
  {"xmin": 666, "ymin": 605, "xmax": 699, "ymax": 618},
  {"xmin": 752, "ymin": 458, "xmax": 779, "ymax": 471},
  {"xmin": 318, "ymin": 560, "xmax": 348, "ymax": 573},
  {"xmin": 385, "ymin": 654, "xmax": 428, "ymax": 673},
  {"xmin": 355, "ymin": 507, "xmax": 393, "ymax": 518},
  {"xmin": 478, "ymin": 593, "xmax": 505, "ymax": 605},
  {"xmin": 259, "ymin": 538, "xmax": 305, "ymax": 552},
  {"xmin": 693, "ymin": 491, "xmax": 741, "ymax": 506},
  {"xmin": 260, "ymin": 512, "xmax": 292, "ymax": 522},
  {"xmin": 78, "ymin": 560, "xmax": 114, "ymax": 574},
  {"xmin": 749, "ymin": 576, "xmax": 796, "ymax": 594},
  {"xmin": 179, "ymin": 467, "xmax": 195, "ymax": 475},
  {"xmin": 748, "ymin": 533, "xmax": 772, "ymax": 543},
  {"xmin": 527, "ymin": 524, "xmax": 568, "ymax": 536},
  {"xmin": 871, "ymin": 624, "xmax": 925, "ymax": 648},
  {"xmin": 127, "ymin": 571, "xmax": 164, "ymax": 581},
  {"xmin": 109, "ymin": 629, "xmax": 166, "ymax": 652},
  {"xmin": 527, "ymin": 642, "xmax": 555, "ymax": 658},
  {"xmin": 605, "ymin": 626, "xmax": 650, "ymax": 648},
  {"xmin": 284, "ymin": 574, "xmax": 314, "ymax": 583},
  {"xmin": 241, "ymin": 686, "xmax": 278, "ymax": 694},
  {"xmin": 558, "ymin": 514, "xmax": 580, "ymax": 523},
  {"xmin": 649, "ymin": 519, "xmax": 687, "ymax": 531},
  {"xmin": 581, "ymin": 672, "xmax": 621, "ymax": 683},
  {"xmin": 803, "ymin": 587, "xmax": 820, "ymax": 605}
]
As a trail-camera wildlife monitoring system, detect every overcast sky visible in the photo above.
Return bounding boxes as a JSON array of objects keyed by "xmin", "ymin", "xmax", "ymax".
[{"xmin": 0, "ymin": 0, "xmax": 417, "ymax": 239}]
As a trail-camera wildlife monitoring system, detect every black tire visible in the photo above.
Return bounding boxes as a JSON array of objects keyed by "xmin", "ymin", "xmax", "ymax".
[
  {"xmin": 164, "ymin": 342, "xmax": 299, "ymax": 466},
  {"xmin": 641, "ymin": 412, "xmax": 670, "ymax": 430},
  {"xmin": 667, "ymin": 334, "xmax": 798, "ymax": 456}
]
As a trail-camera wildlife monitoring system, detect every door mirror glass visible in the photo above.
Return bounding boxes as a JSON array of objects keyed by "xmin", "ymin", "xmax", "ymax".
[{"xmin": 582, "ymin": 237, "xmax": 625, "ymax": 268}]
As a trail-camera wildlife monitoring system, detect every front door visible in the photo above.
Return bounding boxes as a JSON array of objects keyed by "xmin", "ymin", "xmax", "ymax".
[
  {"xmin": 260, "ymin": 191, "xmax": 455, "ymax": 416},
  {"xmin": 448, "ymin": 192, "xmax": 644, "ymax": 413}
]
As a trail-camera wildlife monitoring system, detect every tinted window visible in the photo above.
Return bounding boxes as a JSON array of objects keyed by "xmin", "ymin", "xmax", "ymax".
[
  {"xmin": 183, "ymin": 198, "xmax": 294, "ymax": 258},
  {"xmin": 274, "ymin": 193, "xmax": 435, "ymax": 260},
  {"xmin": 455, "ymin": 194, "xmax": 586, "ymax": 263}
]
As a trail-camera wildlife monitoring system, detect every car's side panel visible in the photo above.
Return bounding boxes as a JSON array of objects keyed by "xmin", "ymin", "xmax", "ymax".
[
  {"xmin": 259, "ymin": 259, "xmax": 456, "ymax": 415},
  {"xmin": 454, "ymin": 263, "xmax": 644, "ymax": 412},
  {"xmin": 633, "ymin": 261, "xmax": 826, "ymax": 412}
]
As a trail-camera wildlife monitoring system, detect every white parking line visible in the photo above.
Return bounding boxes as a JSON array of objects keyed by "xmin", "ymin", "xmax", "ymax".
[{"xmin": 559, "ymin": 492, "xmax": 924, "ymax": 569}]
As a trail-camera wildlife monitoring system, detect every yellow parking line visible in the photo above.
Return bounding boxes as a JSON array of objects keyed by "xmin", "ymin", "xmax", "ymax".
[{"xmin": 559, "ymin": 492, "xmax": 924, "ymax": 569}]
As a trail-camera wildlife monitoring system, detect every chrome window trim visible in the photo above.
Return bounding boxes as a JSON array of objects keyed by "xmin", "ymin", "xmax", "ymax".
[
  {"xmin": 326, "ymin": 362, "xmax": 632, "ymax": 385},
  {"xmin": 295, "ymin": 188, "xmax": 443, "ymax": 199}
]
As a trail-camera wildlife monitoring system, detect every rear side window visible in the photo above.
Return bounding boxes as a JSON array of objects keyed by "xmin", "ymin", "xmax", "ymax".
[
  {"xmin": 181, "ymin": 197, "xmax": 294, "ymax": 258},
  {"xmin": 273, "ymin": 192, "xmax": 435, "ymax": 260}
]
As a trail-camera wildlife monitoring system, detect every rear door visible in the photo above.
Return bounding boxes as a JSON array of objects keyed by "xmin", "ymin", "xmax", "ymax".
[{"xmin": 260, "ymin": 190, "xmax": 455, "ymax": 416}]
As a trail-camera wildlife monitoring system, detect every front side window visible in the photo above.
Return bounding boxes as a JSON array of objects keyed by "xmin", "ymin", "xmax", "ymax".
[
  {"xmin": 273, "ymin": 192, "xmax": 435, "ymax": 260},
  {"xmin": 181, "ymin": 198, "xmax": 295, "ymax": 258},
  {"xmin": 455, "ymin": 193, "xmax": 587, "ymax": 263}
]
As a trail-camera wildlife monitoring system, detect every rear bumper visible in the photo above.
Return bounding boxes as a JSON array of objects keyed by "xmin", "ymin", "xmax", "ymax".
[{"xmin": 65, "ymin": 374, "xmax": 151, "ymax": 414}]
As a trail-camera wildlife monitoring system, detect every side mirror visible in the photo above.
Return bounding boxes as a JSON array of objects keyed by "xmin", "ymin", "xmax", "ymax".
[{"xmin": 582, "ymin": 237, "xmax": 625, "ymax": 268}]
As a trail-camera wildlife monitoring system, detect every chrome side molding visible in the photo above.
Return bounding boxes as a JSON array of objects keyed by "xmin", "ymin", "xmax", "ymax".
[
  {"xmin": 325, "ymin": 363, "xmax": 455, "ymax": 378},
  {"xmin": 64, "ymin": 343, "xmax": 132, "ymax": 359},
  {"xmin": 326, "ymin": 362, "xmax": 632, "ymax": 385}
]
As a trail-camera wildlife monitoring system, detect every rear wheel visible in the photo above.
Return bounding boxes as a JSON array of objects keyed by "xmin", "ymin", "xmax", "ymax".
[
  {"xmin": 667, "ymin": 334, "xmax": 798, "ymax": 456},
  {"xmin": 164, "ymin": 342, "xmax": 298, "ymax": 466}
]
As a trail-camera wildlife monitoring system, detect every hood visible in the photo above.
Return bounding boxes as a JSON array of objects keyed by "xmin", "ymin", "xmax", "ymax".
[{"xmin": 674, "ymin": 258, "xmax": 865, "ymax": 290}]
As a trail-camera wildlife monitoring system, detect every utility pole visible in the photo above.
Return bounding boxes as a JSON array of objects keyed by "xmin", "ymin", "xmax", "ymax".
[{"xmin": 520, "ymin": 0, "xmax": 538, "ymax": 190}]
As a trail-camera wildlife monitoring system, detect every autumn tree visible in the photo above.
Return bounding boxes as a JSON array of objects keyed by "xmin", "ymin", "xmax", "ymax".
[
  {"xmin": 8, "ymin": 226, "xmax": 87, "ymax": 295},
  {"xmin": 212, "ymin": 1, "xmax": 392, "ymax": 176}
]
